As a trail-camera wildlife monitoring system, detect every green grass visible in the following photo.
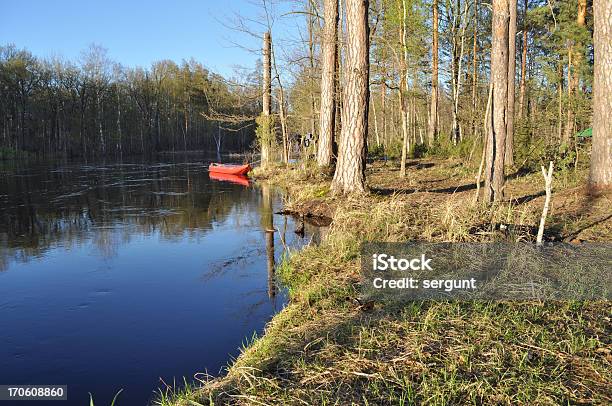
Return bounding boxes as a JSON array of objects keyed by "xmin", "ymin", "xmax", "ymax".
[
  {"xmin": 155, "ymin": 377, "xmax": 213, "ymax": 406},
  {"xmin": 162, "ymin": 159, "xmax": 611, "ymax": 405},
  {"xmin": 89, "ymin": 389, "xmax": 123, "ymax": 406}
]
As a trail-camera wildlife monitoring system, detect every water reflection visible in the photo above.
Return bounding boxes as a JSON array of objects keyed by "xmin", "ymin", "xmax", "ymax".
[
  {"xmin": 0, "ymin": 158, "xmax": 321, "ymax": 405},
  {"xmin": 261, "ymin": 184, "xmax": 277, "ymax": 302},
  {"xmin": 0, "ymin": 161, "xmax": 257, "ymax": 270}
]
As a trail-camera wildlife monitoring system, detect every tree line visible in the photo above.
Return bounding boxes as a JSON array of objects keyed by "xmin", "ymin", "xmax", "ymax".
[
  {"xmin": 1, "ymin": 0, "xmax": 609, "ymax": 194},
  {"xmin": 0, "ymin": 44, "xmax": 260, "ymax": 158},
  {"xmin": 253, "ymin": 0, "xmax": 610, "ymax": 197}
]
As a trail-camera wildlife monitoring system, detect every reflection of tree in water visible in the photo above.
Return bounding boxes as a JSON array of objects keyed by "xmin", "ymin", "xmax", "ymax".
[
  {"xmin": 0, "ymin": 161, "xmax": 260, "ymax": 268},
  {"xmin": 0, "ymin": 235, "xmax": 8, "ymax": 272},
  {"xmin": 260, "ymin": 184, "xmax": 276, "ymax": 301},
  {"xmin": 92, "ymin": 227, "xmax": 120, "ymax": 260}
]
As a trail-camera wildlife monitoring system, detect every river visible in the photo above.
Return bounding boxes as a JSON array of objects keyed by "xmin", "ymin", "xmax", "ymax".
[{"xmin": 0, "ymin": 156, "xmax": 321, "ymax": 405}]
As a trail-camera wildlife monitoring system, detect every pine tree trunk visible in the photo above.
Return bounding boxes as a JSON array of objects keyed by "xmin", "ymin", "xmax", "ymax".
[
  {"xmin": 428, "ymin": 0, "xmax": 439, "ymax": 144},
  {"xmin": 335, "ymin": 0, "xmax": 343, "ymax": 152},
  {"xmin": 518, "ymin": 0, "xmax": 528, "ymax": 119},
  {"xmin": 331, "ymin": 0, "xmax": 369, "ymax": 194},
  {"xmin": 399, "ymin": 0, "xmax": 409, "ymax": 177},
  {"xmin": 485, "ymin": 0, "xmax": 509, "ymax": 203},
  {"xmin": 318, "ymin": 0, "xmax": 339, "ymax": 168},
  {"xmin": 471, "ymin": 0, "xmax": 479, "ymax": 136},
  {"xmin": 505, "ymin": 0, "xmax": 517, "ymax": 166},
  {"xmin": 261, "ymin": 31, "xmax": 272, "ymax": 168},
  {"xmin": 589, "ymin": 0, "xmax": 612, "ymax": 193}
]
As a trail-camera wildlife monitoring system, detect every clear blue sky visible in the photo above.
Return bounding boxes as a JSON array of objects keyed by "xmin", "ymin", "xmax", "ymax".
[{"xmin": 0, "ymin": 0, "xmax": 300, "ymax": 78}]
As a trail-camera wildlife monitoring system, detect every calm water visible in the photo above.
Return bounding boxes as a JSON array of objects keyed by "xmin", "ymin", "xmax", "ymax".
[{"xmin": 0, "ymin": 157, "xmax": 319, "ymax": 405}]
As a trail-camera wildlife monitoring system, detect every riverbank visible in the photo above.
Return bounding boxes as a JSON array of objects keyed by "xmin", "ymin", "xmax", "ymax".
[{"xmin": 162, "ymin": 158, "xmax": 611, "ymax": 405}]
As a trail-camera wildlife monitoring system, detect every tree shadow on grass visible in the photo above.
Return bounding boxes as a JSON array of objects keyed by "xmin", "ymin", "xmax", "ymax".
[
  {"xmin": 507, "ymin": 166, "xmax": 536, "ymax": 180},
  {"xmin": 562, "ymin": 213, "xmax": 612, "ymax": 241},
  {"xmin": 370, "ymin": 187, "xmax": 419, "ymax": 196},
  {"xmin": 429, "ymin": 181, "xmax": 482, "ymax": 194},
  {"xmin": 508, "ymin": 190, "xmax": 547, "ymax": 205},
  {"xmin": 367, "ymin": 159, "xmax": 436, "ymax": 170},
  {"xmin": 371, "ymin": 166, "xmax": 536, "ymax": 197},
  {"xmin": 371, "ymin": 181, "xmax": 484, "ymax": 196},
  {"xmin": 409, "ymin": 161, "xmax": 436, "ymax": 169},
  {"xmin": 211, "ymin": 301, "xmax": 434, "ymax": 403},
  {"xmin": 205, "ymin": 298, "xmax": 610, "ymax": 405}
]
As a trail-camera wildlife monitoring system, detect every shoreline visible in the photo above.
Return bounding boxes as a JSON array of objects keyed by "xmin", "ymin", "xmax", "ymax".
[{"xmin": 163, "ymin": 158, "xmax": 611, "ymax": 405}]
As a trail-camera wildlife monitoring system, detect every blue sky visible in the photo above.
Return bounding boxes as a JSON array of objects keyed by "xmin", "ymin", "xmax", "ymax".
[{"xmin": 0, "ymin": 0, "xmax": 301, "ymax": 77}]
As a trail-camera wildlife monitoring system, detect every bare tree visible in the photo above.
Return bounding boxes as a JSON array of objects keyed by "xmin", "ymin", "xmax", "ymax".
[
  {"xmin": 317, "ymin": 0, "xmax": 339, "ymax": 168},
  {"xmin": 471, "ymin": 0, "xmax": 479, "ymax": 135},
  {"xmin": 428, "ymin": 0, "xmax": 439, "ymax": 144},
  {"xmin": 589, "ymin": 0, "xmax": 612, "ymax": 193},
  {"xmin": 276, "ymin": 85, "xmax": 289, "ymax": 164},
  {"xmin": 307, "ymin": 1, "xmax": 318, "ymax": 144},
  {"xmin": 81, "ymin": 44, "xmax": 111, "ymax": 154},
  {"xmin": 449, "ymin": 0, "xmax": 470, "ymax": 146},
  {"xmin": 331, "ymin": 0, "xmax": 369, "ymax": 194},
  {"xmin": 261, "ymin": 31, "xmax": 273, "ymax": 168}
]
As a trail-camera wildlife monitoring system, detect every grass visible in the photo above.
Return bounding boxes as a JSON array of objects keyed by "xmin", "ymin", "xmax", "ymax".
[
  {"xmin": 157, "ymin": 378, "xmax": 212, "ymax": 406},
  {"xmin": 90, "ymin": 389, "xmax": 124, "ymax": 406},
  {"xmin": 162, "ymin": 158, "xmax": 611, "ymax": 405}
]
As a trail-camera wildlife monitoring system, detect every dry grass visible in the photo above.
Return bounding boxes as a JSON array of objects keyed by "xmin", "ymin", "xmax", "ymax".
[{"xmin": 160, "ymin": 159, "xmax": 611, "ymax": 406}]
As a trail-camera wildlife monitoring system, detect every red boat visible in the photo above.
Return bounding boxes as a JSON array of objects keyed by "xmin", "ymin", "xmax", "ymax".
[
  {"xmin": 209, "ymin": 172, "xmax": 250, "ymax": 186},
  {"xmin": 208, "ymin": 163, "xmax": 251, "ymax": 176}
]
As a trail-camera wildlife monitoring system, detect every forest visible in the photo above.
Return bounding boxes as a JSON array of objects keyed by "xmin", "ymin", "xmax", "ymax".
[
  {"xmin": 247, "ymin": 0, "xmax": 610, "ymax": 196},
  {"xmin": 0, "ymin": 44, "xmax": 259, "ymax": 158}
]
